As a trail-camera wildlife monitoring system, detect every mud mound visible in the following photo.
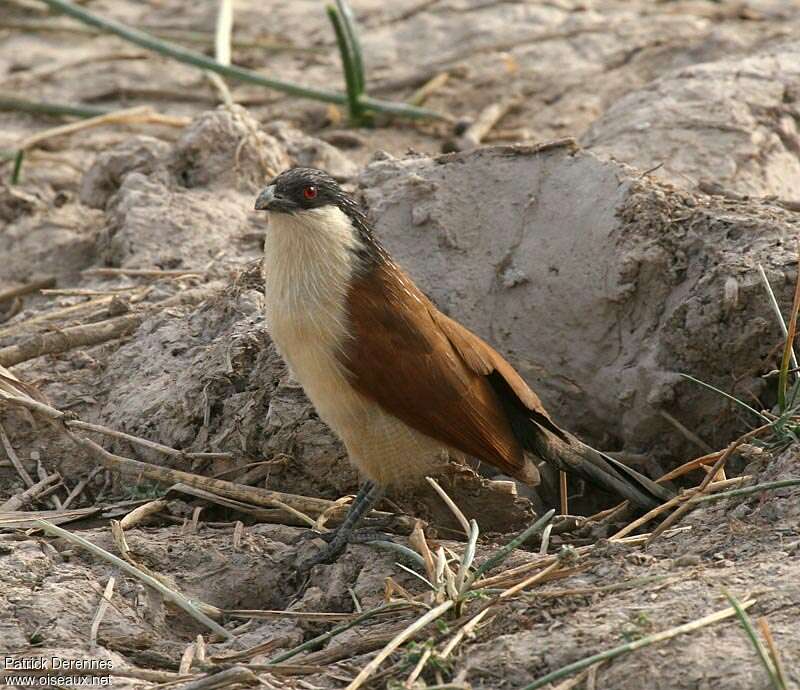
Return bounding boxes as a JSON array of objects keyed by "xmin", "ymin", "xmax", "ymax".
[
  {"xmin": 584, "ymin": 42, "xmax": 800, "ymax": 197},
  {"xmin": 358, "ymin": 143, "xmax": 799, "ymax": 470}
]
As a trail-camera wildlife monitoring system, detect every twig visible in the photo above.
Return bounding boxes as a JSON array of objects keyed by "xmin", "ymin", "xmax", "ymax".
[
  {"xmin": 0, "ymin": 421, "xmax": 34, "ymax": 488},
  {"xmin": 0, "ymin": 472, "xmax": 60, "ymax": 512},
  {"xmin": 119, "ymin": 498, "xmax": 168, "ymax": 529},
  {"xmin": 645, "ymin": 424, "xmax": 771, "ymax": 544},
  {"xmin": 0, "ymin": 284, "xmax": 218, "ymax": 367},
  {"xmin": 67, "ymin": 420, "xmax": 231, "ymax": 462},
  {"xmin": 0, "ymin": 392, "xmax": 344, "ymax": 520},
  {"xmin": 559, "ymin": 471, "xmax": 569, "ymax": 515},
  {"xmin": 0, "ymin": 313, "xmax": 144, "ymax": 367},
  {"xmin": 447, "ymin": 96, "xmax": 519, "ymax": 151},
  {"xmin": 34, "ymin": 519, "xmax": 232, "ymax": 639},
  {"xmin": 345, "ymin": 601, "xmax": 454, "ymax": 690},
  {"xmin": 89, "ymin": 576, "xmax": 115, "ymax": 652},
  {"xmin": 267, "ymin": 603, "xmax": 407, "ymax": 664},
  {"xmin": 519, "ymin": 599, "xmax": 756, "ymax": 689},
  {"xmin": 38, "ymin": 0, "xmax": 443, "ymax": 120}
]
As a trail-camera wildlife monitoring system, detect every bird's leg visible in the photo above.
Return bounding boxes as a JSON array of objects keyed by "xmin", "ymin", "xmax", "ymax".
[{"xmin": 297, "ymin": 480, "xmax": 385, "ymax": 570}]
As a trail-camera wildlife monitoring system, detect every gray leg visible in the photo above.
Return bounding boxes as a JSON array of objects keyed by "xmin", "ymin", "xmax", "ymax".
[{"xmin": 297, "ymin": 481, "xmax": 385, "ymax": 571}]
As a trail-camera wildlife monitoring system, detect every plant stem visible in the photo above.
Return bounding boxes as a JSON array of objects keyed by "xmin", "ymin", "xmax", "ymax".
[
  {"xmin": 10, "ymin": 150, "xmax": 24, "ymax": 184},
  {"xmin": 326, "ymin": 5, "xmax": 363, "ymax": 122},
  {"xmin": 0, "ymin": 96, "xmax": 108, "ymax": 119},
  {"xmin": 691, "ymin": 478, "xmax": 800, "ymax": 504},
  {"xmin": 520, "ymin": 599, "xmax": 755, "ymax": 689},
  {"xmin": 267, "ymin": 603, "xmax": 406, "ymax": 664},
  {"xmin": 336, "ymin": 0, "xmax": 365, "ymax": 94},
  {"xmin": 724, "ymin": 591, "xmax": 784, "ymax": 690},
  {"xmin": 38, "ymin": 0, "xmax": 443, "ymax": 120}
]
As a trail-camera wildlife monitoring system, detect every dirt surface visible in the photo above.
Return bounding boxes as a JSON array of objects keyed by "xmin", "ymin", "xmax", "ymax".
[{"xmin": 1, "ymin": 0, "xmax": 800, "ymax": 688}]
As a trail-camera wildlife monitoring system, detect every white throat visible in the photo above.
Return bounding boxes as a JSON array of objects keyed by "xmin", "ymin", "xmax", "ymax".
[{"xmin": 261, "ymin": 204, "xmax": 362, "ymax": 363}]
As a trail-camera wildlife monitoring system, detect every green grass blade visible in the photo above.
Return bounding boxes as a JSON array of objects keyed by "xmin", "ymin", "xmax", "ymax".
[
  {"xmin": 465, "ymin": 509, "xmax": 554, "ymax": 590},
  {"xmin": 723, "ymin": 591, "xmax": 784, "ymax": 690},
  {"xmin": 326, "ymin": 5, "xmax": 363, "ymax": 122},
  {"xmin": 335, "ymin": 0, "xmax": 365, "ymax": 94},
  {"xmin": 10, "ymin": 150, "xmax": 24, "ymax": 184},
  {"xmin": 679, "ymin": 373, "xmax": 770, "ymax": 423}
]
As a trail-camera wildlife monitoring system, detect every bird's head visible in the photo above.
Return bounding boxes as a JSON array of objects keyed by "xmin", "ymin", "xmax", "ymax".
[
  {"xmin": 255, "ymin": 167, "xmax": 379, "ymax": 267},
  {"xmin": 254, "ymin": 167, "xmax": 344, "ymax": 216}
]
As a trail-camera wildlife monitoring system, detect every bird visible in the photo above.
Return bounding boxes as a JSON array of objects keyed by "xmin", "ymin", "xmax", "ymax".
[{"xmin": 254, "ymin": 167, "xmax": 671, "ymax": 566}]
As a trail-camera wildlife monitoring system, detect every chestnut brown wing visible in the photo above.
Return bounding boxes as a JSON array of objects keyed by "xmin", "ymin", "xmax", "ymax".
[{"xmin": 341, "ymin": 261, "xmax": 547, "ymax": 482}]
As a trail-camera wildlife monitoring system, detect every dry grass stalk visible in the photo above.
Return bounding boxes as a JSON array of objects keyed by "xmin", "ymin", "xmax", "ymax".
[
  {"xmin": 450, "ymin": 95, "xmax": 519, "ymax": 151},
  {"xmin": 440, "ymin": 559, "xmax": 564, "ymax": 660},
  {"xmin": 83, "ymin": 267, "xmax": 206, "ymax": 278},
  {"xmin": 0, "ymin": 277, "xmax": 56, "ymax": 304},
  {"xmin": 345, "ymin": 600, "xmax": 454, "ymax": 690},
  {"xmin": 18, "ymin": 105, "xmax": 189, "ymax": 152},
  {"xmin": 0, "ymin": 283, "xmax": 219, "ymax": 367},
  {"xmin": 0, "ymin": 294, "xmax": 119, "ymax": 339},
  {"xmin": 645, "ymin": 424, "xmax": 771, "ymax": 544},
  {"xmin": 89, "ymin": 576, "xmax": 115, "ymax": 652},
  {"xmin": 426, "ymin": 476, "xmax": 470, "ymax": 536},
  {"xmin": 0, "ymin": 421, "xmax": 35, "ymax": 488},
  {"xmin": 0, "ymin": 387, "xmax": 342, "ymax": 520},
  {"xmin": 520, "ymin": 599, "xmax": 756, "ymax": 689},
  {"xmin": 179, "ymin": 640, "xmax": 197, "ymax": 675},
  {"xmin": 34, "ymin": 518, "xmax": 232, "ymax": 639},
  {"xmin": 410, "ymin": 72, "xmax": 449, "ymax": 105},
  {"xmin": 559, "ymin": 471, "xmax": 568, "ymax": 515},
  {"xmin": 210, "ymin": 638, "xmax": 285, "ymax": 664},
  {"xmin": 61, "ymin": 466, "xmax": 102, "ymax": 509},
  {"xmin": 223, "ymin": 609, "xmax": 355, "ymax": 622},
  {"xmin": 174, "ymin": 666, "xmax": 260, "ymax": 690},
  {"xmin": 0, "ymin": 506, "xmax": 100, "ymax": 529},
  {"xmin": 758, "ymin": 618, "xmax": 790, "ymax": 689}
]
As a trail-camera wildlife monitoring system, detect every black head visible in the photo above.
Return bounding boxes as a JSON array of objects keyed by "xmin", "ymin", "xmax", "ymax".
[
  {"xmin": 254, "ymin": 167, "xmax": 381, "ymax": 263},
  {"xmin": 254, "ymin": 167, "xmax": 348, "ymax": 215}
]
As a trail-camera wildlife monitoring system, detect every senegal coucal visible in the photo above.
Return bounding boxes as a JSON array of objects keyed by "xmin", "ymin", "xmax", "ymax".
[{"xmin": 254, "ymin": 167, "xmax": 670, "ymax": 565}]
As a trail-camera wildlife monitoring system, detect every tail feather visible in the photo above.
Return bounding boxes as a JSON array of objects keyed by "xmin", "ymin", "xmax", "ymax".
[{"xmin": 532, "ymin": 430, "xmax": 672, "ymax": 510}]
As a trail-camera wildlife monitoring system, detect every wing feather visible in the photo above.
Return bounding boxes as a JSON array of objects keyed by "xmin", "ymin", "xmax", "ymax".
[{"xmin": 341, "ymin": 262, "xmax": 550, "ymax": 482}]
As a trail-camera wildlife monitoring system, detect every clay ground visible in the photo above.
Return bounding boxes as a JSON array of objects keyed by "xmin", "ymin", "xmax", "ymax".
[{"xmin": 1, "ymin": 0, "xmax": 800, "ymax": 688}]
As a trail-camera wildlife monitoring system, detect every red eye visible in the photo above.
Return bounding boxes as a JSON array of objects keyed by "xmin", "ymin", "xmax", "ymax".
[{"xmin": 303, "ymin": 186, "xmax": 318, "ymax": 200}]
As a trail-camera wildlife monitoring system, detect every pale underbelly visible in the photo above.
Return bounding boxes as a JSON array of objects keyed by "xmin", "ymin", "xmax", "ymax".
[{"xmin": 274, "ymin": 330, "xmax": 448, "ymax": 487}]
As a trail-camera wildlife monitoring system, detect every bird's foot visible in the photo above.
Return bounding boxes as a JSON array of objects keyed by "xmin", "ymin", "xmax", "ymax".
[{"xmin": 294, "ymin": 528, "xmax": 396, "ymax": 575}]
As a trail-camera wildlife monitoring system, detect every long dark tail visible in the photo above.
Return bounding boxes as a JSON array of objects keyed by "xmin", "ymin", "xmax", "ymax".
[{"xmin": 532, "ymin": 430, "xmax": 672, "ymax": 510}]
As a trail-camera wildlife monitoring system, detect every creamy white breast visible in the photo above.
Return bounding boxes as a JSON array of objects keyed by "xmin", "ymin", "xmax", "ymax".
[{"xmin": 261, "ymin": 206, "xmax": 446, "ymax": 486}]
